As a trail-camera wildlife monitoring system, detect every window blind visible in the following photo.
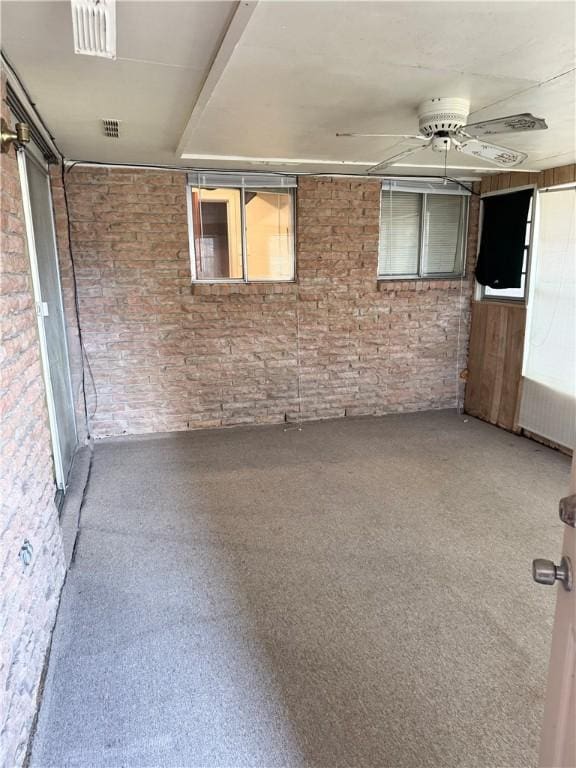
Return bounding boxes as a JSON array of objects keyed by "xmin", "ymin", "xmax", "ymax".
[
  {"xmin": 518, "ymin": 187, "xmax": 576, "ymax": 449},
  {"xmin": 378, "ymin": 191, "xmax": 420, "ymax": 276},
  {"xmin": 188, "ymin": 172, "xmax": 297, "ymax": 189},
  {"xmin": 423, "ymin": 195, "xmax": 464, "ymax": 275},
  {"xmin": 381, "ymin": 178, "xmax": 470, "ymax": 196}
]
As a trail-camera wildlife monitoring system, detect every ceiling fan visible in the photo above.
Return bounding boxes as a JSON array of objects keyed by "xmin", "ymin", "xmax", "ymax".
[{"xmin": 337, "ymin": 98, "xmax": 548, "ymax": 173}]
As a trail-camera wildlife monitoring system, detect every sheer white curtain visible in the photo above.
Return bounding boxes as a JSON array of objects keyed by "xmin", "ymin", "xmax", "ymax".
[{"xmin": 518, "ymin": 186, "xmax": 576, "ymax": 448}]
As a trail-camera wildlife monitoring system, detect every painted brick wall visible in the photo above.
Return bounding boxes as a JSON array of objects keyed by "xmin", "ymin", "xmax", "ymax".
[
  {"xmin": 59, "ymin": 167, "xmax": 479, "ymax": 437},
  {"xmin": 0, "ymin": 79, "xmax": 66, "ymax": 767}
]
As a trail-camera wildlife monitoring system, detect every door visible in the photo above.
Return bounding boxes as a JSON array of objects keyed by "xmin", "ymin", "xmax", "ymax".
[
  {"xmin": 18, "ymin": 147, "xmax": 77, "ymax": 489},
  {"xmin": 536, "ymin": 455, "xmax": 576, "ymax": 767}
]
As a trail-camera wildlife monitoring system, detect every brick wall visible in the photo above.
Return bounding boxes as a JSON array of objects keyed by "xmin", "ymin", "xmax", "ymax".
[
  {"xmin": 59, "ymin": 167, "xmax": 479, "ymax": 436},
  {"xmin": 0, "ymin": 78, "xmax": 66, "ymax": 766}
]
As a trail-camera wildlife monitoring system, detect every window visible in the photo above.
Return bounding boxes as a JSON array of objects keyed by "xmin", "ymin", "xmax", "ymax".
[
  {"xmin": 481, "ymin": 191, "xmax": 533, "ymax": 301},
  {"xmin": 378, "ymin": 179, "xmax": 469, "ymax": 279},
  {"xmin": 187, "ymin": 172, "xmax": 296, "ymax": 282}
]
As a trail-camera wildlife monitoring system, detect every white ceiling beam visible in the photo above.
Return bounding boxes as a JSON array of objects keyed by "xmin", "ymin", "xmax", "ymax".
[
  {"xmin": 180, "ymin": 153, "xmax": 540, "ymax": 173},
  {"xmin": 175, "ymin": 1, "xmax": 258, "ymax": 158},
  {"xmin": 180, "ymin": 153, "xmax": 374, "ymax": 167}
]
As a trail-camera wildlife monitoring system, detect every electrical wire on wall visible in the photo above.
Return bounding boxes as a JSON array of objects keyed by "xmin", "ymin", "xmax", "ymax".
[
  {"xmin": 454, "ymin": 253, "xmax": 468, "ymax": 416},
  {"xmin": 60, "ymin": 157, "xmax": 482, "ymax": 196},
  {"xmin": 60, "ymin": 162, "xmax": 98, "ymax": 436},
  {"xmin": 283, "ymin": 193, "xmax": 304, "ymax": 432},
  {"xmin": 454, "ymin": 189, "xmax": 469, "ymax": 416},
  {"xmin": 439, "ymin": 145, "xmax": 472, "ymax": 416},
  {"xmin": 455, "ymin": 170, "xmax": 477, "ymax": 416},
  {"xmin": 283, "ymin": 288, "xmax": 304, "ymax": 432}
]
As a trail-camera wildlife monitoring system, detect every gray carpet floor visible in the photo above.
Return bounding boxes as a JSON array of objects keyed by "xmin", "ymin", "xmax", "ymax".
[{"xmin": 30, "ymin": 411, "xmax": 571, "ymax": 768}]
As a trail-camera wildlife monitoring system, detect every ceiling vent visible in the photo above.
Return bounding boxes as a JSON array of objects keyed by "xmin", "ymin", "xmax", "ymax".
[
  {"xmin": 102, "ymin": 119, "xmax": 120, "ymax": 138},
  {"xmin": 71, "ymin": 0, "xmax": 116, "ymax": 59}
]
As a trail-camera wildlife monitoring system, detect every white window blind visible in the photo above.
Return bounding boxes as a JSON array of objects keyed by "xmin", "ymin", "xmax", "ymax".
[
  {"xmin": 381, "ymin": 179, "xmax": 469, "ymax": 196},
  {"xmin": 379, "ymin": 191, "xmax": 420, "ymax": 276},
  {"xmin": 518, "ymin": 187, "xmax": 576, "ymax": 449},
  {"xmin": 188, "ymin": 172, "xmax": 297, "ymax": 189},
  {"xmin": 423, "ymin": 195, "xmax": 464, "ymax": 275}
]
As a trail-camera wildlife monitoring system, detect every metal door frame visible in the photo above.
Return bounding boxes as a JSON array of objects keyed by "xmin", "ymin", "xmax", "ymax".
[{"xmin": 17, "ymin": 147, "xmax": 77, "ymax": 490}]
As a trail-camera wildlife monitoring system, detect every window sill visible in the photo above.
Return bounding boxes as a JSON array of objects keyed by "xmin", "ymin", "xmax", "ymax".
[
  {"xmin": 191, "ymin": 281, "xmax": 297, "ymax": 296},
  {"xmin": 191, "ymin": 279, "xmax": 296, "ymax": 285},
  {"xmin": 475, "ymin": 296, "xmax": 526, "ymax": 307},
  {"xmin": 377, "ymin": 276, "xmax": 467, "ymax": 292},
  {"xmin": 377, "ymin": 274, "xmax": 465, "ymax": 281}
]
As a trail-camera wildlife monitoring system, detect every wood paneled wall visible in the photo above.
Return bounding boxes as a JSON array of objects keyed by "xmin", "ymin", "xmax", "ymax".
[
  {"xmin": 465, "ymin": 301, "xmax": 526, "ymax": 430},
  {"xmin": 479, "ymin": 163, "xmax": 576, "ymax": 194},
  {"xmin": 464, "ymin": 162, "xmax": 575, "ymax": 433}
]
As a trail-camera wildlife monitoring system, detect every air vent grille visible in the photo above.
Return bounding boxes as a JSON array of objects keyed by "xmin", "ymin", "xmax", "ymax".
[
  {"xmin": 71, "ymin": 0, "xmax": 116, "ymax": 59},
  {"xmin": 102, "ymin": 119, "xmax": 120, "ymax": 138}
]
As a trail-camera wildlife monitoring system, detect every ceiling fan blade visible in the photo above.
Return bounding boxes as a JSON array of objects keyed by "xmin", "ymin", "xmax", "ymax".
[
  {"xmin": 463, "ymin": 113, "xmax": 548, "ymax": 136},
  {"xmin": 366, "ymin": 141, "xmax": 432, "ymax": 174},
  {"xmin": 456, "ymin": 138, "xmax": 528, "ymax": 167},
  {"xmin": 336, "ymin": 132, "xmax": 427, "ymax": 139}
]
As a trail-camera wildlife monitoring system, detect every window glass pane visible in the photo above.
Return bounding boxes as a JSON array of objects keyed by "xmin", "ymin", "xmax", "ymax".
[
  {"xmin": 245, "ymin": 190, "xmax": 294, "ymax": 281},
  {"xmin": 422, "ymin": 195, "xmax": 464, "ymax": 276},
  {"xmin": 378, "ymin": 191, "xmax": 420, "ymax": 276},
  {"xmin": 192, "ymin": 187, "xmax": 243, "ymax": 279}
]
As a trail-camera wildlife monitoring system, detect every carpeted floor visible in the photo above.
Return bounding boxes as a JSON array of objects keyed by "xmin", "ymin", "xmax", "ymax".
[{"xmin": 30, "ymin": 411, "xmax": 570, "ymax": 768}]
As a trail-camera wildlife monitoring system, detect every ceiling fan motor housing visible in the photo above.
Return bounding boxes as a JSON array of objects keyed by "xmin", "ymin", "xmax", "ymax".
[{"xmin": 417, "ymin": 97, "xmax": 470, "ymax": 137}]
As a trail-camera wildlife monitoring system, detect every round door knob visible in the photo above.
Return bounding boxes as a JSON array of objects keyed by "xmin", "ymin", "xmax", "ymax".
[
  {"xmin": 532, "ymin": 556, "xmax": 573, "ymax": 591},
  {"xmin": 532, "ymin": 559, "xmax": 557, "ymax": 585}
]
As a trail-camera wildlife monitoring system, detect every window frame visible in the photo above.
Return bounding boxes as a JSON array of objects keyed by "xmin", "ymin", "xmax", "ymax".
[
  {"xmin": 377, "ymin": 180, "xmax": 470, "ymax": 281},
  {"xmin": 477, "ymin": 184, "xmax": 536, "ymax": 304},
  {"xmin": 186, "ymin": 174, "xmax": 297, "ymax": 284}
]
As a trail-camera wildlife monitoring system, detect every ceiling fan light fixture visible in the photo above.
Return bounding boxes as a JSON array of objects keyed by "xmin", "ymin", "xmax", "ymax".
[{"xmin": 431, "ymin": 135, "xmax": 452, "ymax": 153}]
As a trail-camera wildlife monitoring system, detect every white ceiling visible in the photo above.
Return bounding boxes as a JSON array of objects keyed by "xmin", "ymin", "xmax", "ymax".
[{"xmin": 1, "ymin": 0, "xmax": 575, "ymax": 177}]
